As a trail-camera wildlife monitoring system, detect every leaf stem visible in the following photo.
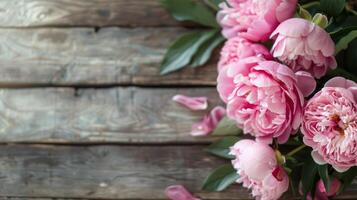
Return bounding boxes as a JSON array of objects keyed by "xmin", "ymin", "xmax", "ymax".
[
  {"xmin": 203, "ymin": 0, "xmax": 219, "ymax": 11},
  {"xmin": 287, "ymin": 144, "xmax": 307, "ymax": 157},
  {"xmin": 302, "ymin": 1, "xmax": 320, "ymax": 9}
]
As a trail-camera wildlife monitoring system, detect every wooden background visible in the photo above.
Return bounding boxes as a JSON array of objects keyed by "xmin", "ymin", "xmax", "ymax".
[{"xmin": 0, "ymin": 0, "xmax": 356, "ymax": 199}]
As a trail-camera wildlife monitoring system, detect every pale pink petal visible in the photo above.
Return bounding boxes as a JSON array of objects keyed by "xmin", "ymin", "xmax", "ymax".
[
  {"xmin": 295, "ymin": 71, "xmax": 317, "ymax": 97},
  {"xmin": 270, "ymin": 18, "xmax": 336, "ymax": 78},
  {"xmin": 191, "ymin": 106, "xmax": 226, "ymax": 137},
  {"xmin": 172, "ymin": 95, "xmax": 208, "ymax": 111},
  {"xmin": 165, "ymin": 185, "xmax": 201, "ymax": 200},
  {"xmin": 210, "ymin": 106, "xmax": 226, "ymax": 125},
  {"xmin": 311, "ymin": 151, "xmax": 327, "ymax": 165},
  {"xmin": 191, "ymin": 116, "xmax": 213, "ymax": 137}
]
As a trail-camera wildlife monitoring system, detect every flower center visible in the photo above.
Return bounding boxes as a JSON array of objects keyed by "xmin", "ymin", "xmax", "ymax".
[{"xmin": 330, "ymin": 114, "xmax": 346, "ymax": 136}]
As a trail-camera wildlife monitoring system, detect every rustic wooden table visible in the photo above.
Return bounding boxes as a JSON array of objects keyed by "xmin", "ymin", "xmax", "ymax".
[{"xmin": 0, "ymin": 0, "xmax": 355, "ymax": 199}]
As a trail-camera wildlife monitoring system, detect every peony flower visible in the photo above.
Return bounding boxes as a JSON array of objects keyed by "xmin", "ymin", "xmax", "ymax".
[
  {"xmin": 218, "ymin": 36, "xmax": 272, "ymax": 71},
  {"xmin": 191, "ymin": 106, "xmax": 226, "ymax": 136},
  {"xmin": 172, "ymin": 95, "xmax": 208, "ymax": 111},
  {"xmin": 230, "ymin": 139, "xmax": 289, "ymax": 200},
  {"xmin": 217, "ymin": 0, "xmax": 297, "ymax": 42},
  {"xmin": 165, "ymin": 185, "xmax": 201, "ymax": 200},
  {"xmin": 270, "ymin": 18, "xmax": 337, "ymax": 78},
  {"xmin": 301, "ymin": 77, "xmax": 357, "ymax": 172},
  {"xmin": 217, "ymin": 57, "xmax": 306, "ymax": 144}
]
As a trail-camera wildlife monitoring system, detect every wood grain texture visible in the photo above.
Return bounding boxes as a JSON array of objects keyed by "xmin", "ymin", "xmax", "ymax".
[
  {"xmin": 0, "ymin": 27, "xmax": 217, "ymax": 87},
  {"xmin": 0, "ymin": 144, "xmax": 355, "ymax": 199},
  {"xmin": 0, "ymin": 0, "xmax": 180, "ymax": 27},
  {"xmin": 0, "ymin": 144, "xmax": 250, "ymax": 199},
  {"xmin": 0, "ymin": 87, "xmax": 222, "ymax": 143}
]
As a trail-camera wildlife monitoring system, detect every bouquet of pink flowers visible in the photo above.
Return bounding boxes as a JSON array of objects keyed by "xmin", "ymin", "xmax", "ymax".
[{"xmin": 161, "ymin": 0, "xmax": 357, "ymax": 199}]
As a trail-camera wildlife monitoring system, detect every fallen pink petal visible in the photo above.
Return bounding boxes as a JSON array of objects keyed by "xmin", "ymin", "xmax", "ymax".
[
  {"xmin": 165, "ymin": 185, "xmax": 201, "ymax": 200},
  {"xmin": 172, "ymin": 95, "xmax": 208, "ymax": 111},
  {"xmin": 191, "ymin": 106, "xmax": 226, "ymax": 137}
]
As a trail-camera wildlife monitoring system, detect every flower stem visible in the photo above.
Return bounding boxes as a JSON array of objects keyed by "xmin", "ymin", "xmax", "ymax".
[
  {"xmin": 346, "ymin": 5, "xmax": 357, "ymax": 16},
  {"xmin": 287, "ymin": 145, "xmax": 307, "ymax": 157},
  {"xmin": 302, "ymin": 1, "xmax": 320, "ymax": 9}
]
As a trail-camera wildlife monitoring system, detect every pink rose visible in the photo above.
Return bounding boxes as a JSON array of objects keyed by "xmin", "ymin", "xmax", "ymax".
[
  {"xmin": 301, "ymin": 77, "xmax": 357, "ymax": 172},
  {"xmin": 217, "ymin": 0, "xmax": 297, "ymax": 42},
  {"xmin": 230, "ymin": 139, "xmax": 289, "ymax": 200},
  {"xmin": 271, "ymin": 18, "xmax": 337, "ymax": 78},
  {"xmin": 217, "ymin": 57, "xmax": 306, "ymax": 144},
  {"xmin": 218, "ymin": 37, "xmax": 272, "ymax": 71}
]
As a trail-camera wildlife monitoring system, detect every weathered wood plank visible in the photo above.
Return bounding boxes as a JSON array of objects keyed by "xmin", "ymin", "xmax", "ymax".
[
  {"xmin": 0, "ymin": 0, "xmax": 181, "ymax": 27},
  {"xmin": 0, "ymin": 144, "xmax": 249, "ymax": 199},
  {"xmin": 0, "ymin": 27, "xmax": 217, "ymax": 87},
  {"xmin": 0, "ymin": 144, "xmax": 355, "ymax": 199},
  {"xmin": 0, "ymin": 87, "xmax": 221, "ymax": 143}
]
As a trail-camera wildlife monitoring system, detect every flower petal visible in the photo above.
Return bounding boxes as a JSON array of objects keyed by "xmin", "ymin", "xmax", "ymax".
[
  {"xmin": 172, "ymin": 95, "xmax": 208, "ymax": 111},
  {"xmin": 165, "ymin": 185, "xmax": 201, "ymax": 200}
]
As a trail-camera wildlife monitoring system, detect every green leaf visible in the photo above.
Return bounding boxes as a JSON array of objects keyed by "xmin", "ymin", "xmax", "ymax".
[
  {"xmin": 326, "ymin": 67, "xmax": 357, "ymax": 83},
  {"xmin": 330, "ymin": 26, "xmax": 357, "ymax": 42},
  {"xmin": 318, "ymin": 164, "xmax": 330, "ymax": 191},
  {"xmin": 191, "ymin": 32, "xmax": 225, "ymax": 68},
  {"xmin": 336, "ymin": 30, "xmax": 357, "ymax": 54},
  {"xmin": 206, "ymin": 136, "xmax": 240, "ymax": 159},
  {"xmin": 345, "ymin": 38, "xmax": 357, "ymax": 75},
  {"xmin": 202, "ymin": 164, "xmax": 239, "ymax": 192},
  {"xmin": 320, "ymin": 0, "xmax": 346, "ymax": 16},
  {"xmin": 161, "ymin": 0, "xmax": 219, "ymax": 28},
  {"xmin": 301, "ymin": 156, "xmax": 318, "ymax": 199},
  {"xmin": 335, "ymin": 167, "xmax": 357, "ymax": 193},
  {"xmin": 211, "ymin": 116, "xmax": 243, "ymax": 136},
  {"xmin": 160, "ymin": 31, "xmax": 216, "ymax": 75}
]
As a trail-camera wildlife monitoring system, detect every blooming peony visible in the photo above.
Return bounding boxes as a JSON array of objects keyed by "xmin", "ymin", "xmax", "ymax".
[
  {"xmin": 301, "ymin": 77, "xmax": 357, "ymax": 172},
  {"xmin": 218, "ymin": 37, "xmax": 272, "ymax": 71},
  {"xmin": 217, "ymin": 57, "xmax": 306, "ymax": 143},
  {"xmin": 217, "ymin": 0, "xmax": 297, "ymax": 42},
  {"xmin": 271, "ymin": 18, "xmax": 337, "ymax": 78},
  {"xmin": 230, "ymin": 140, "xmax": 289, "ymax": 200}
]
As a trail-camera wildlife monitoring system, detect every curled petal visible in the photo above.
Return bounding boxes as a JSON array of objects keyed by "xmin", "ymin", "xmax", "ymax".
[
  {"xmin": 172, "ymin": 95, "xmax": 208, "ymax": 111},
  {"xmin": 165, "ymin": 185, "xmax": 200, "ymax": 200},
  {"xmin": 191, "ymin": 106, "xmax": 226, "ymax": 137},
  {"xmin": 295, "ymin": 71, "xmax": 316, "ymax": 97}
]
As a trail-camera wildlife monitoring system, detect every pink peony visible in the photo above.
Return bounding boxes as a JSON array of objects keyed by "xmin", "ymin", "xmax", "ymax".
[
  {"xmin": 172, "ymin": 95, "xmax": 208, "ymax": 111},
  {"xmin": 271, "ymin": 18, "xmax": 337, "ymax": 78},
  {"xmin": 217, "ymin": 57, "xmax": 306, "ymax": 144},
  {"xmin": 191, "ymin": 106, "xmax": 226, "ymax": 136},
  {"xmin": 301, "ymin": 77, "xmax": 357, "ymax": 172},
  {"xmin": 230, "ymin": 139, "xmax": 289, "ymax": 200},
  {"xmin": 165, "ymin": 185, "xmax": 200, "ymax": 200},
  {"xmin": 217, "ymin": 0, "xmax": 297, "ymax": 42},
  {"xmin": 218, "ymin": 37, "xmax": 272, "ymax": 71}
]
